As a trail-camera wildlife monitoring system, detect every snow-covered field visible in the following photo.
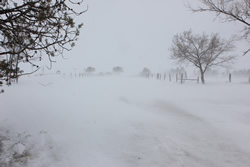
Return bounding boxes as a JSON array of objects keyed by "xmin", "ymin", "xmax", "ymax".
[{"xmin": 1, "ymin": 74, "xmax": 250, "ymax": 167}]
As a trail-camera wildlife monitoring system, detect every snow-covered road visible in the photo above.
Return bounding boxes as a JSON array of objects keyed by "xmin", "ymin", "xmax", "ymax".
[{"xmin": 1, "ymin": 75, "xmax": 250, "ymax": 167}]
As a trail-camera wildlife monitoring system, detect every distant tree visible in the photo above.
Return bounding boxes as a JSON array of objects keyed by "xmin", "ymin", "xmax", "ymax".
[
  {"xmin": 232, "ymin": 69, "xmax": 250, "ymax": 77},
  {"xmin": 0, "ymin": 0, "xmax": 87, "ymax": 85},
  {"xmin": 113, "ymin": 66, "xmax": 123, "ymax": 73},
  {"xmin": 169, "ymin": 67, "xmax": 187, "ymax": 76},
  {"xmin": 188, "ymin": 0, "xmax": 250, "ymax": 55},
  {"xmin": 170, "ymin": 30, "xmax": 235, "ymax": 84},
  {"xmin": 205, "ymin": 68, "xmax": 219, "ymax": 76},
  {"xmin": 140, "ymin": 67, "xmax": 151, "ymax": 76},
  {"xmin": 85, "ymin": 67, "xmax": 95, "ymax": 73}
]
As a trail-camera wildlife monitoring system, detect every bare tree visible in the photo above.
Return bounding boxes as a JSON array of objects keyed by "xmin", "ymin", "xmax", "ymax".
[
  {"xmin": 140, "ymin": 67, "xmax": 151, "ymax": 76},
  {"xmin": 0, "ymin": 0, "xmax": 87, "ymax": 85},
  {"xmin": 85, "ymin": 67, "xmax": 96, "ymax": 73},
  {"xmin": 170, "ymin": 30, "xmax": 235, "ymax": 84},
  {"xmin": 188, "ymin": 0, "xmax": 249, "ymax": 55},
  {"xmin": 113, "ymin": 66, "xmax": 123, "ymax": 73}
]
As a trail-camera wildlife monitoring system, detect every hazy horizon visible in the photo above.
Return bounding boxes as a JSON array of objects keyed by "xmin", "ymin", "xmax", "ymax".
[{"xmin": 21, "ymin": 0, "xmax": 250, "ymax": 75}]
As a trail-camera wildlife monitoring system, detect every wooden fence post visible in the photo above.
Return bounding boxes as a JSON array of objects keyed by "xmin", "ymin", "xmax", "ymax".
[
  {"xmin": 181, "ymin": 73, "xmax": 183, "ymax": 84},
  {"xmin": 197, "ymin": 76, "xmax": 199, "ymax": 84},
  {"xmin": 229, "ymin": 73, "xmax": 231, "ymax": 83}
]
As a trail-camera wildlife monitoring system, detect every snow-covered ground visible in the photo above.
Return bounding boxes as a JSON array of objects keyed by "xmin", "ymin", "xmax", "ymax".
[{"xmin": 1, "ymin": 74, "xmax": 250, "ymax": 167}]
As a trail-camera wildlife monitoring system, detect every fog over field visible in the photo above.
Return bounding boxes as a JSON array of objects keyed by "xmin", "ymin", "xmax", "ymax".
[
  {"xmin": 1, "ymin": 74, "xmax": 250, "ymax": 167},
  {"xmin": 23, "ymin": 0, "xmax": 250, "ymax": 74},
  {"xmin": 1, "ymin": 0, "xmax": 250, "ymax": 167}
]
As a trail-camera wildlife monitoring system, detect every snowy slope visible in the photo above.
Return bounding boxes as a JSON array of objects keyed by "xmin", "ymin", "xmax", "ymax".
[{"xmin": 1, "ymin": 75, "xmax": 250, "ymax": 167}]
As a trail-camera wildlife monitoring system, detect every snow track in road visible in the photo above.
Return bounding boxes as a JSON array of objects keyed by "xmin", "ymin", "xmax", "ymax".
[{"xmin": 1, "ymin": 75, "xmax": 250, "ymax": 167}]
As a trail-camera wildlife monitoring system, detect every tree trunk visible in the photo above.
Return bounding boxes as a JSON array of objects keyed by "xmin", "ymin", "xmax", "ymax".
[
  {"xmin": 201, "ymin": 73, "xmax": 205, "ymax": 84},
  {"xmin": 15, "ymin": 54, "xmax": 20, "ymax": 83},
  {"xmin": 199, "ymin": 68, "xmax": 205, "ymax": 84},
  {"xmin": 7, "ymin": 55, "xmax": 13, "ymax": 86}
]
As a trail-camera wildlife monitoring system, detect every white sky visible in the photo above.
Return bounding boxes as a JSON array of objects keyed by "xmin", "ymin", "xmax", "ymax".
[{"xmin": 50, "ymin": 0, "xmax": 249, "ymax": 74}]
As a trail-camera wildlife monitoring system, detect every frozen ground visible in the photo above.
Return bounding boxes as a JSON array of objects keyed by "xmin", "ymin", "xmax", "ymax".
[{"xmin": 1, "ymin": 74, "xmax": 250, "ymax": 167}]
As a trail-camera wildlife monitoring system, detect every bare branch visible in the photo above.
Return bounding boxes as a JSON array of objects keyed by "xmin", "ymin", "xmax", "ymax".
[
  {"xmin": 187, "ymin": 0, "xmax": 250, "ymax": 55},
  {"xmin": 0, "ymin": 0, "xmax": 86, "ymax": 85}
]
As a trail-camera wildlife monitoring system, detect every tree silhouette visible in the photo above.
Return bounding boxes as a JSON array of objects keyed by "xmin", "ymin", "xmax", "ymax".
[
  {"xmin": 0, "ymin": 0, "xmax": 87, "ymax": 85},
  {"xmin": 170, "ymin": 30, "xmax": 235, "ymax": 84},
  {"xmin": 188, "ymin": 0, "xmax": 249, "ymax": 55},
  {"xmin": 113, "ymin": 66, "xmax": 123, "ymax": 73}
]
